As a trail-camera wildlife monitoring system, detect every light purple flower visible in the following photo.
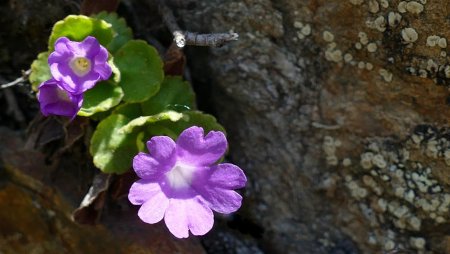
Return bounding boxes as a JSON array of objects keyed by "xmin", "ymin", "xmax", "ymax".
[
  {"xmin": 48, "ymin": 36, "xmax": 112, "ymax": 95},
  {"xmin": 128, "ymin": 126, "xmax": 247, "ymax": 238},
  {"xmin": 37, "ymin": 79, "xmax": 83, "ymax": 119}
]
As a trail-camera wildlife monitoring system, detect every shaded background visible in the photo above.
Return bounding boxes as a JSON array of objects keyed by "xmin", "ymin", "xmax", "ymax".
[{"xmin": 1, "ymin": 0, "xmax": 449, "ymax": 253}]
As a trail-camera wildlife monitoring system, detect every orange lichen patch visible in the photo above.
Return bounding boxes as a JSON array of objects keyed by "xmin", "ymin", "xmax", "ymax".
[
  {"xmin": 0, "ymin": 184, "xmax": 50, "ymax": 244},
  {"xmin": 0, "ymin": 184, "xmax": 119, "ymax": 253}
]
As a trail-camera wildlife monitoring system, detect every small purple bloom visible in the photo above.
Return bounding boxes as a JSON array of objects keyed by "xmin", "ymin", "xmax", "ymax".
[
  {"xmin": 37, "ymin": 79, "xmax": 83, "ymax": 119},
  {"xmin": 48, "ymin": 36, "xmax": 112, "ymax": 95},
  {"xmin": 128, "ymin": 126, "xmax": 247, "ymax": 238}
]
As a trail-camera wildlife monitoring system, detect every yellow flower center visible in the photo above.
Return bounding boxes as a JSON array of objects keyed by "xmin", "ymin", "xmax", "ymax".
[{"xmin": 70, "ymin": 57, "xmax": 91, "ymax": 77}]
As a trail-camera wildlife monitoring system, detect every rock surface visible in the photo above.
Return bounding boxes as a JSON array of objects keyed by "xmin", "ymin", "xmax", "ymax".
[{"xmin": 179, "ymin": 0, "xmax": 450, "ymax": 253}]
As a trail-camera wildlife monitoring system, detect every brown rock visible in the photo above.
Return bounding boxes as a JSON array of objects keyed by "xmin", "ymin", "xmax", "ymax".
[{"xmin": 178, "ymin": 0, "xmax": 450, "ymax": 253}]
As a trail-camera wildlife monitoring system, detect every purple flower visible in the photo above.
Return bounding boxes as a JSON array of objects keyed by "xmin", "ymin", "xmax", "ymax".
[
  {"xmin": 37, "ymin": 79, "xmax": 83, "ymax": 119},
  {"xmin": 128, "ymin": 126, "xmax": 247, "ymax": 238},
  {"xmin": 48, "ymin": 36, "xmax": 112, "ymax": 95}
]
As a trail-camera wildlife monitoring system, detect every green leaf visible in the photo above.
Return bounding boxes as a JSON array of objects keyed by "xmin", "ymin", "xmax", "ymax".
[
  {"xmin": 29, "ymin": 52, "xmax": 51, "ymax": 91},
  {"xmin": 94, "ymin": 12, "xmax": 133, "ymax": 53},
  {"xmin": 90, "ymin": 110, "xmax": 112, "ymax": 121},
  {"xmin": 48, "ymin": 15, "xmax": 113, "ymax": 50},
  {"xmin": 148, "ymin": 111, "xmax": 225, "ymax": 138},
  {"xmin": 112, "ymin": 103, "xmax": 142, "ymax": 119},
  {"xmin": 136, "ymin": 131, "xmax": 146, "ymax": 152},
  {"xmin": 78, "ymin": 81, "xmax": 123, "ymax": 116},
  {"xmin": 126, "ymin": 110, "xmax": 225, "ymax": 140},
  {"xmin": 120, "ymin": 111, "xmax": 183, "ymax": 134},
  {"xmin": 109, "ymin": 57, "xmax": 121, "ymax": 83},
  {"xmin": 90, "ymin": 114, "xmax": 138, "ymax": 174},
  {"xmin": 141, "ymin": 76, "xmax": 196, "ymax": 115},
  {"xmin": 115, "ymin": 40, "xmax": 164, "ymax": 103}
]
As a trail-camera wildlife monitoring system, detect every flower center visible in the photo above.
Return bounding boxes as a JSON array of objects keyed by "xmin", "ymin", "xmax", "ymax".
[
  {"xmin": 56, "ymin": 87, "xmax": 71, "ymax": 102},
  {"xmin": 165, "ymin": 163, "xmax": 196, "ymax": 190},
  {"xmin": 70, "ymin": 57, "xmax": 91, "ymax": 77}
]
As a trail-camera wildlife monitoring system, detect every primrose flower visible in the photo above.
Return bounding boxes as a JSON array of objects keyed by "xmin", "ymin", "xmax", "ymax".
[
  {"xmin": 48, "ymin": 36, "xmax": 112, "ymax": 95},
  {"xmin": 128, "ymin": 126, "xmax": 247, "ymax": 238},
  {"xmin": 37, "ymin": 79, "xmax": 83, "ymax": 119}
]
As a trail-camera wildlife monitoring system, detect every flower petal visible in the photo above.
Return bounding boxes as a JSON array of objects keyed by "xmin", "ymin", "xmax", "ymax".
[
  {"xmin": 94, "ymin": 46, "xmax": 109, "ymax": 63},
  {"xmin": 56, "ymin": 71, "xmax": 100, "ymax": 95},
  {"xmin": 186, "ymin": 197, "xmax": 214, "ymax": 236},
  {"xmin": 147, "ymin": 136, "xmax": 176, "ymax": 162},
  {"xmin": 49, "ymin": 52, "xmax": 72, "ymax": 85},
  {"xmin": 164, "ymin": 197, "xmax": 214, "ymax": 238},
  {"xmin": 133, "ymin": 137, "xmax": 176, "ymax": 180},
  {"xmin": 128, "ymin": 179, "xmax": 162, "ymax": 205},
  {"xmin": 49, "ymin": 42, "xmax": 72, "ymax": 71},
  {"xmin": 133, "ymin": 153, "xmax": 168, "ymax": 180},
  {"xmin": 37, "ymin": 79, "xmax": 83, "ymax": 118},
  {"xmin": 42, "ymin": 100, "xmax": 83, "ymax": 119},
  {"xmin": 49, "ymin": 63, "xmax": 76, "ymax": 92},
  {"xmin": 53, "ymin": 37, "xmax": 71, "ymax": 53},
  {"xmin": 138, "ymin": 191, "xmax": 169, "ymax": 224},
  {"xmin": 94, "ymin": 63, "xmax": 112, "ymax": 80},
  {"xmin": 164, "ymin": 199, "xmax": 189, "ymax": 238},
  {"xmin": 198, "ymin": 187, "xmax": 243, "ymax": 214},
  {"xmin": 73, "ymin": 71, "xmax": 100, "ymax": 93},
  {"xmin": 208, "ymin": 163, "xmax": 247, "ymax": 189},
  {"xmin": 176, "ymin": 126, "xmax": 227, "ymax": 166},
  {"xmin": 68, "ymin": 36, "xmax": 100, "ymax": 58},
  {"xmin": 94, "ymin": 47, "xmax": 112, "ymax": 80}
]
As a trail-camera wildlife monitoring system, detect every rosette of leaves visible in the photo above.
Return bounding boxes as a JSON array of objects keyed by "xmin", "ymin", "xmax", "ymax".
[{"xmin": 29, "ymin": 13, "xmax": 225, "ymax": 174}]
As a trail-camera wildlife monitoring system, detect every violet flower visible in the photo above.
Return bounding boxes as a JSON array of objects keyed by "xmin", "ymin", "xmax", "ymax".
[
  {"xmin": 37, "ymin": 79, "xmax": 83, "ymax": 119},
  {"xmin": 48, "ymin": 36, "xmax": 112, "ymax": 95},
  {"xmin": 128, "ymin": 126, "xmax": 247, "ymax": 238}
]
